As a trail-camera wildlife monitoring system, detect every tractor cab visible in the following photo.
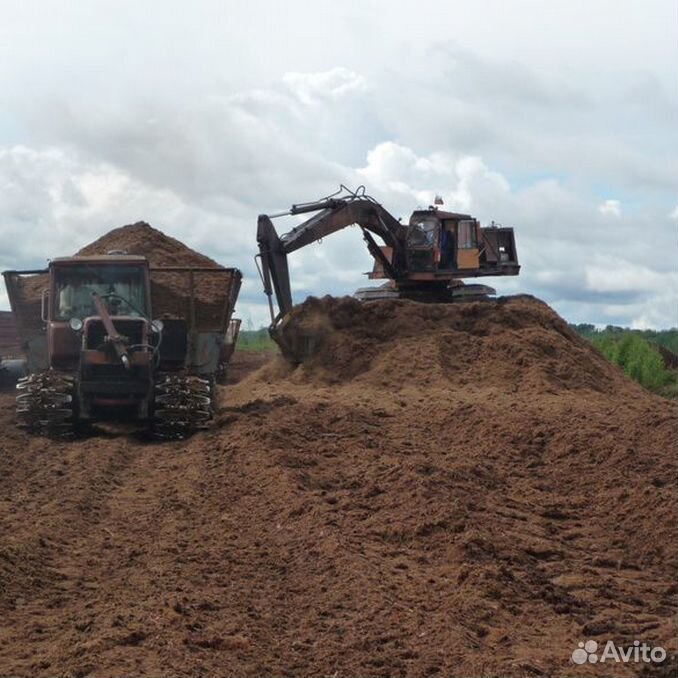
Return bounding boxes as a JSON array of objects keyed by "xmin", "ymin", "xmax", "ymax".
[{"xmin": 46, "ymin": 255, "xmax": 153, "ymax": 373}]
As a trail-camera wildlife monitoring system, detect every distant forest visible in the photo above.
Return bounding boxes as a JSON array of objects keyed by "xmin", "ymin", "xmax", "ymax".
[{"xmin": 571, "ymin": 324, "xmax": 678, "ymax": 397}]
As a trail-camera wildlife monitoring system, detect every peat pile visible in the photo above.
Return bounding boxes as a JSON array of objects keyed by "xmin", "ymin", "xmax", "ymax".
[
  {"xmin": 11, "ymin": 222, "xmax": 240, "ymax": 338},
  {"xmin": 213, "ymin": 294, "xmax": 677, "ymax": 676},
  {"xmin": 76, "ymin": 222, "xmax": 221, "ymax": 268},
  {"xmin": 0, "ymin": 294, "xmax": 675, "ymax": 677},
  {"xmin": 77, "ymin": 222, "xmax": 241, "ymax": 328},
  {"xmin": 277, "ymin": 294, "xmax": 625, "ymax": 393}
]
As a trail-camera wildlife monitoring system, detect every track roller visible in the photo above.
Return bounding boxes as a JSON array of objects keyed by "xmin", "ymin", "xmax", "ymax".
[
  {"xmin": 15, "ymin": 371, "xmax": 75, "ymax": 438},
  {"xmin": 152, "ymin": 374, "xmax": 212, "ymax": 440}
]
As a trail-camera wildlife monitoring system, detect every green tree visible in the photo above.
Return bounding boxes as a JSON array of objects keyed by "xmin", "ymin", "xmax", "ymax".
[{"xmin": 590, "ymin": 332, "xmax": 674, "ymax": 392}]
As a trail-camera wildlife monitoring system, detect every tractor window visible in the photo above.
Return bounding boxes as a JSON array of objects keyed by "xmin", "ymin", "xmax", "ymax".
[
  {"xmin": 53, "ymin": 265, "xmax": 148, "ymax": 321},
  {"xmin": 458, "ymin": 220, "xmax": 478, "ymax": 249}
]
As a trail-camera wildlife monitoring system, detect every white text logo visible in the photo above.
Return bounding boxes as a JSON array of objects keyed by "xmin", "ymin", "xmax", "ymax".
[{"xmin": 571, "ymin": 639, "xmax": 666, "ymax": 665}]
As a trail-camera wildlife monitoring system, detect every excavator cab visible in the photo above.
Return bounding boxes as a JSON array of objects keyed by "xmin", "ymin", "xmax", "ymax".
[
  {"xmin": 405, "ymin": 210, "xmax": 483, "ymax": 274},
  {"xmin": 406, "ymin": 215, "xmax": 440, "ymax": 272}
]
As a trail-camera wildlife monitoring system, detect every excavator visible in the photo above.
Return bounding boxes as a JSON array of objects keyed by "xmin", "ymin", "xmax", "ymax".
[{"xmin": 256, "ymin": 185, "xmax": 519, "ymax": 348}]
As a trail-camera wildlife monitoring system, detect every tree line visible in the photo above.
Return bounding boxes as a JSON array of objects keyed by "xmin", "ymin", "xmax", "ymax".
[{"xmin": 571, "ymin": 324, "xmax": 677, "ymax": 396}]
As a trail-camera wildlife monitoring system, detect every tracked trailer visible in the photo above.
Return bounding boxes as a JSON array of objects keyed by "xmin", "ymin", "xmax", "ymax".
[{"xmin": 4, "ymin": 253, "xmax": 241, "ymax": 438}]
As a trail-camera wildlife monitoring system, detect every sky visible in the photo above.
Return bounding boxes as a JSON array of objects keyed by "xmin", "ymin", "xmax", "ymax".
[{"xmin": 0, "ymin": 0, "xmax": 676, "ymax": 329}]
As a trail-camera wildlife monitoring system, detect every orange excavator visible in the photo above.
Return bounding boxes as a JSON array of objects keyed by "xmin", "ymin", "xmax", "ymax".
[{"xmin": 256, "ymin": 185, "xmax": 519, "ymax": 331}]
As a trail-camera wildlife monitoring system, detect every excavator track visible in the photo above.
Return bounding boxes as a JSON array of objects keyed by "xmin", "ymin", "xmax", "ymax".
[
  {"xmin": 16, "ymin": 371, "xmax": 75, "ymax": 438},
  {"xmin": 354, "ymin": 282, "xmax": 497, "ymax": 303},
  {"xmin": 152, "ymin": 374, "xmax": 212, "ymax": 440}
]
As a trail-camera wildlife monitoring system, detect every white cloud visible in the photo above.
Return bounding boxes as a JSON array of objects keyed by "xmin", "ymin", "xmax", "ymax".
[
  {"xmin": 358, "ymin": 143, "xmax": 510, "ymax": 215},
  {"xmin": 1, "ymin": 107, "xmax": 676, "ymax": 329},
  {"xmin": 585, "ymin": 257, "xmax": 675, "ymax": 294},
  {"xmin": 598, "ymin": 199, "xmax": 621, "ymax": 217},
  {"xmin": 282, "ymin": 68, "xmax": 368, "ymax": 105}
]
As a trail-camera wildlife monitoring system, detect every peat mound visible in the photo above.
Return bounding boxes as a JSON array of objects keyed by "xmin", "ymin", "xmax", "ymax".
[{"xmin": 276, "ymin": 294, "xmax": 632, "ymax": 395}]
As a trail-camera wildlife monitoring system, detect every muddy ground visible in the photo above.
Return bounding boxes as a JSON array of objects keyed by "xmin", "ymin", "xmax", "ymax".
[{"xmin": 0, "ymin": 296, "xmax": 676, "ymax": 677}]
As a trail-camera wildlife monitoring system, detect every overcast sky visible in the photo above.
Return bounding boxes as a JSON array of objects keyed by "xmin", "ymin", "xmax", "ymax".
[{"xmin": 0, "ymin": 0, "xmax": 676, "ymax": 328}]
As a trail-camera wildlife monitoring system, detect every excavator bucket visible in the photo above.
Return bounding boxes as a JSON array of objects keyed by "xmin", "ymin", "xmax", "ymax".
[{"xmin": 271, "ymin": 307, "xmax": 332, "ymax": 364}]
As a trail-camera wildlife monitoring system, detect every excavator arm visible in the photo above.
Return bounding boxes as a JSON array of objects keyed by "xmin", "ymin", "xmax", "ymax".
[{"xmin": 256, "ymin": 188, "xmax": 408, "ymax": 325}]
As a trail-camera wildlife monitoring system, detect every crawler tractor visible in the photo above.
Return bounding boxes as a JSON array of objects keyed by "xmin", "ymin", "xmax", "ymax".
[{"xmin": 3, "ymin": 254, "xmax": 241, "ymax": 438}]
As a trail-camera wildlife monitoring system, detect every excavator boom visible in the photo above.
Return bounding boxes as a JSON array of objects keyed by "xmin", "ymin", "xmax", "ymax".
[{"xmin": 257, "ymin": 188, "xmax": 408, "ymax": 323}]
